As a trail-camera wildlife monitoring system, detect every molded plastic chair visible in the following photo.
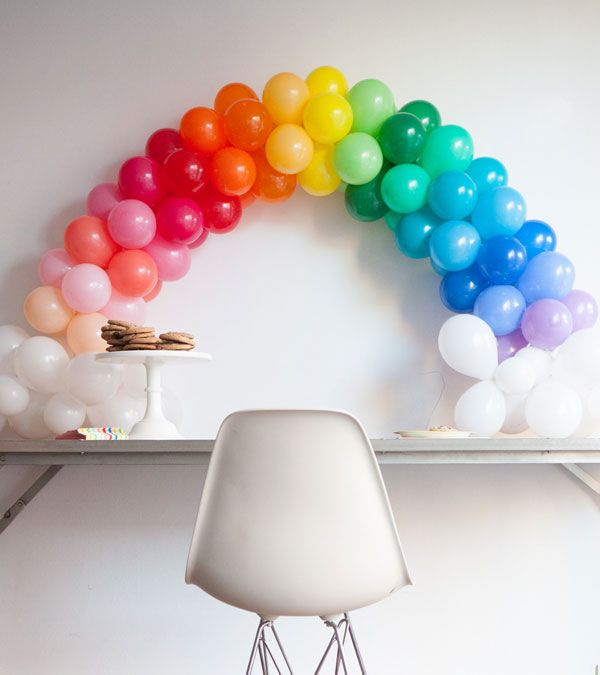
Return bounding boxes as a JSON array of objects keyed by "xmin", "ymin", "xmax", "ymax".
[{"xmin": 186, "ymin": 410, "xmax": 412, "ymax": 673}]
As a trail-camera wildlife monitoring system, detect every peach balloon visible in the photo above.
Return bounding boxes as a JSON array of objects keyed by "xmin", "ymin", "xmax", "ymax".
[
  {"xmin": 24, "ymin": 286, "xmax": 75, "ymax": 334},
  {"xmin": 262, "ymin": 72, "xmax": 310, "ymax": 125},
  {"xmin": 265, "ymin": 124, "xmax": 314, "ymax": 174},
  {"xmin": 66, "ymin": 313, "xmax": 107, "ymax": 355}
]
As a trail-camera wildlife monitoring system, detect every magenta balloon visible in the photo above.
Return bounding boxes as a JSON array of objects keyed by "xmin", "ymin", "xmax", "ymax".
[
  {"xmin": 562, "ymin": 289, "xmax": 598, "ymax": 331},
  {"xmin": 86, "ymin": 182, "xmax": 123, "ymax": 220},
  {"xmin": 61, "ymin": 263, "xmax": 112, "ymax": 313},
  {"xmin": 188, "ymin": 228, "xmax": 209, "ymax": 250},
  {"xmin": 521, "ymin": 299, "xmax": 573, "ymax": 350},
  {"xmin": 143, "ymin": 235, "xmax": 191, "ymax": 281},
  {"xmin": 101, "ymin": 289, "xmax": 147, "ymax": 325},
  {"xmin": 38, "ymin": 248, "xmax": 77, "ymax": 287},
  {"xmin": 155, "ymin": 196, "xmax": 204, "ymax": 245},
  {"xmin": 118, "ymin": 156, "xmax": 166, "ymax": 207},
  {"xmin": 107, "ymin": 199, "xmax": 157, "ymax": 249},
  {"xmin": 497, "ymin": 328, "xmax": 528, "ymax": 363}
]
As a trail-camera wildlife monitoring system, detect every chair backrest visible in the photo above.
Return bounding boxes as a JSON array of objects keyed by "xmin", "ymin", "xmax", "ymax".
[{"xmin": 186, "ymin": 409, "xmax": 411, "ymax": 619}]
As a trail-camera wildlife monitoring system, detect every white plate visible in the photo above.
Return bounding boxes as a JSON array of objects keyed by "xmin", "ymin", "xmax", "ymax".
[{"xmin": 394, "ymin": 429, "xmax": 472, "ymax": 439}]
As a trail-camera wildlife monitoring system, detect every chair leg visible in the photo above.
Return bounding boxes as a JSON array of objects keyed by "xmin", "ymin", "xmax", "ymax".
[
  {"xmin": 246, "ymin": 618, "xmax": 294, "ymax": 675},
  {"xmin": 315, "ymin": 614, "xmax": 367, "ymax": 675}
]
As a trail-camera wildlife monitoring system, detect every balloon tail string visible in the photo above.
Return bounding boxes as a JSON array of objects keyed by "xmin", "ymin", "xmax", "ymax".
[{"xmin": 423, "ymin": 370, "xmax": 446, "ymax": 429}]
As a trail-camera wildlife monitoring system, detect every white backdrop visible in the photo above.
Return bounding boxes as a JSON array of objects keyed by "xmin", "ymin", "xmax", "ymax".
[{"xmin": 1, "ymin": 0, "xmax": 600, "ymax": 672}]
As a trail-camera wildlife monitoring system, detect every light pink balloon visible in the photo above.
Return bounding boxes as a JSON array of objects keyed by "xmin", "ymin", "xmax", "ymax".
[
  {"xmin": 38, "ymin": 248, "xmax": 76, "ymax": 287},
  {"xmin": 101, "ymin": 290, "xmax": 147, "ymax": 324},
  {"xmin": 86, "ymin": 182, "xmax": 123, "ymax": 220},
  {"xmin": 143, "ymin": 235, "xmax": 191, "ymax": 281},
  {"xmin": 61, "ymin": 263, "xmax": 112, "ymax": 313},
  {"xmin": 107, "ymin": 199, "xmax": 156, "ymax": 249}
]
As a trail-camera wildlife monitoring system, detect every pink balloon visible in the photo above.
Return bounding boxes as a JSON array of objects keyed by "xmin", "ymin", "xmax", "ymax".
[
  {"xmin": 156, "ymin": 196, "xmax": 203, "ymax": 245},
  {"xmin": 118, "ymin": 156, "xmax": 166, "ymax": 207},
  {"xmin": 189, "ymin": 228, "xmax": 209, "ymax": 250},
  {"xmin": 61, "ymin": 263, "xmax": 112, "ymax": 313},
  {"xmin": 101, "ymin": 289, "xmax": 147, "ymax": 324},
  {"xmin": 107, "ymin": 199, "xmax": 156, "ymax": 249},
  {"xmin": 86, "ymin": 183, "xmax": 123, "ymax": 220},
  {"xmin": 143, "ymin": 235, "xmax": 191, "ymax": 281},
  {"xmin": 38, "ymin": 248, "xmax": 77, "ymax": 287}
]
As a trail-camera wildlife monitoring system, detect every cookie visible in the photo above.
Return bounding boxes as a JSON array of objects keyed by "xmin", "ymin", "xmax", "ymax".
[
  {"xmin": 157, "ymin": 342, "xmax": 194, "ymax": 350},
  {"xmin": 108, "ymin": 319, "xmax": 134, "ymax": 329},
  {"xmin": 106, "ymin": 345, "xmax": 124, "ymax": 352},
  {"xmin": 124, "ymin": 343, "xmax": 159, "ymax": 350},
  {"xmin": 104, "ymin": 338, "xmax": 127, "ymax": 346},
  {"xmin": 159, "ymin": 332, "xmax": 195, "ymax": 345},
  {"xmin": 122, "ymin": 326, "xmax": 155, "ymax": 336},
  {"xmin": 123, "ymin": 335, "xmax": 161, "ymax": 344}
]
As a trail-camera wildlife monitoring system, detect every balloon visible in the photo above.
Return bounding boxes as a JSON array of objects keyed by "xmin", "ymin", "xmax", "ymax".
[
  {"xmin": 121, "ymin": 364, "xmax": 147, "ymax": 398},
  {"xmin": 526, "ymin": 381, "xmax": 582, "ymax": 438},
  {"xmin": 398, "ymin": 100, "xmax": 441, "ymax": 134},
  {"xmin": 179, "ymin": 106, "xmax": 227, "ymax": 155},
  {"xmin": 38, "ymin": 248, "xmax": 76, "ymax": 287},
  {"xmin": 251, "ymin": 150, "xmax": 297, "ymax": 202},
  {"xmin": 24, "ymin": 286, "xmax": 75, "ymax": 334},
  {"xmin": 333, "ymin": 133, "xmax": 383, "ymax": 185},
  {"xmin": 143, "ymin": 279, "xmax": 163, "ymax": 301},
  {"xmin": 454, "ymin": 380, "xmax": 506, "ymax": 437},
  {"xmin": 107, "ymin": 250, "xmax": 158, "ymax": 296},
  {"xmin": 145, "ymin": 128, "xmax": 183, "ymax": 164},
  {"xmin": 430, "ymin": 258, "xmax": 447, "ymax": 276},
  {"xmin": 439, "ymin": 263, "xmax": 488, "ymax": 312},
  {"xmin": 265, "ymin": 124, "xmax": 314, "ymax": 174},
  {"xmin": 224, "ymin": 98, "xmax": 274, "ymax": 151},
  {"xmin": 0, "ymin": 374, "xmax": 30, "ymax": 416},
  {"xmin": 562, "ymin": 289, "xmax": 598, "ymax": 331},
  {"xmin": 419, "ymin": 125, "xmax": 473, "ymax": 178},
  {"xmin": 156, "ymin": 196, "xmax": 204, "ymax": 244},
  {"xmin": 66, "ymin": 352, "xmax": 122, "ymax": 405},
  {"xmin": 210, "ymin": 147, "xmax": 257, "ymax": 195},
  {"xmin": 552, "ymin": 328, "xmax": 600, "ymax": 391},
  {"xmin": 262, "ymin": 72, "xmax": 310, "ymax": 125},
  {"xmin": 107, "ymin": 199, "xmax": 156, "ymax": 249},
  {"xmin": 473, "ymin": 285, "xmax": 526, "ymax": 336},
  {"xmin": 188, "ymin": 228, "xmax": 209, "ymax": 250},
  {"xmin": 429, "ymin": 220, "xmax": 481, "ymax": 272},
  {"xmin": 303, "ymin": 93, "xmax": 353, "ymax": 145},
  {"xmin": 395, "ymin": 207, "xmax": 441, "ymax": 259},
  {"xmin": 9, "ymin": 391, "xmax": 51, "ymax": 439},
  {"xmin": 195, "ymin": 186, "xmax": 242, "ymax": 233},
  {"xmin": 0, "ymin": 413, "xmax": 5, "ymax": 433},
  {"xmin": 43, "ymin": 392, "xmax": 86, "ymax": 435},
  {"xmin": 239, "ymin": 190, "xmax": 256, "ymax": 209},
  {"xmin": 497, "ymin": 328, "xmax": 527, "ymax": 363},
  {"xmin": 344, "ymin": 167, "xmax": 388, "ymax": 221},
  {"xmin": 87, "ymin": 391, "xmax": 145, "ymax": 434},
  {"xmin": 66, "ymin": 312, "xmax": 107, "ymax": 355},
  {"xmin": 378, "ymin": 113, "xmax": 426, "ymax": 165},
  {"xmin": 471, "ymin": 186, "xmax": 526, "ymax": 239},
  {"xmin": 428, "ymin": 171, "xmax": 478, "ymax": 220},
  {"xmin": 214, "ymin": 82, "xmax": 258, "ymax": 116},
  {"xmin": 143, "ymin": 235, "xmax": 191, "ymax": 280},
  {"xmin": 86, "ymin": 182, "xmax": 123, "ymax": 220},
  {"xmin": 466, "ymin": 157, "xmax": 508, "ymax": 194},
  {"xmin": 101, "ymin": 290, "xmax": 147, "ymax": 325},
  {"xmin": 306, "ymin": 66, "xmax": 348, "ymax": 97},
  {"xmin": 438, "ymin": 314, "xmax": 498, "ymax": 379},
  {"xmin": 164, "ymin": 149, "xmax": 208, "ymax": 196},
  {"xmin": 161, "ymin": 386, "xmax": 183, "ymax": 428},
  {"xmin": 64, "ymin": 216, "xmax": 118, "ymax": 267},
  {"xmin": 515, "ymin": 346, "xmax": 553, "ymax": 385},
  {"xmin": 381, "ymin": 164, "xmax": 430, "ymax": 214},
  {"xmin": 298, "ymin": 143, "xmax": 340, "ymax": 196},
  {"xmin": 494, "ymin": 357, "xmax": 536, "ymax": 395},
  {"xmin": 118, "ymin": 156, "xmax": 166, "ymax": 207},
  {"xmin": 502, "ymin": 393, "xmax": 528, "ymax": 434},
  {"xmin": 476, "ymin": 235, "xmax": 527, "ymax": 284},
  {"xmin": 61, "ymin": 264, "xmax": 112, "ymax": 313},
  {"xmin": 520, "ymin": 299, "xmax": 573, "ymax": 350},
  {"xmin": 0, "ymin": 325, "xmax": 29, "ymax": 374},
  {"xmin": 514, "ymin": 220, "xmax": 556, "ymax": 260},
  {"xmin": 14, "ymin": 336, "xmax": 69, "ymax": 392},
  {"xmin": 516, "ymin": 251, "xmax": 575, "ymax": 303},
  {"xmin": 346, "ymin": 79, "xmax": 395, "ymax": 135}
]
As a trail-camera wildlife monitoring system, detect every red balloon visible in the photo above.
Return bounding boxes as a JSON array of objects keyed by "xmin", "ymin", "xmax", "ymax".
[
  {"xmin": 118, "ymin": 156, "xmax": 166, "ymax": 207},
  {"xmin": 155, "ymin": 196, "xmax": 204, "ymax": 245},
  {"xmin": 164, "ymin": 149, "xmax": 208, "ymax": 196},
  {"xmin": 240, "ymin": 190, "xmax": 256, "ymax": 208},
  {"xmin": 145, "ymin": 128, "xmax": 183, "ymax": 164},
  {"xmin": 64, "ymin": 216, "xmax": 119, "ymax": 267},
  {"xmin": 144, "ymin": 279, "xmax": 163, "ymax": 302},
  {"xmin": 196, "ymin": 187, "xmax": 242, "ymax": 234},
  {"xmin": 210, "ymin": 147, "xmax": 256, "ymax": 196},
  {"xmin": 108, "ymin": 249, "xmax": 157, "ymax": 297},
  {"xmin": 188, "ymin": 228, "xmax": 209, "ymax": 250}
]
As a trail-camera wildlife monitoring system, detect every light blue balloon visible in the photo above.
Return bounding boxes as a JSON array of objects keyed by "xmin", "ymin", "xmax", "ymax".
[
  {"xmin": 430, "ymin": 257, "xmax": 446, "ymax": 276},
  {"xmin": 429, "ymin": 220, "xmax": 481, "ymax": 272},
  {"xmin": 427, "ymin": 171, "xmax": 478, "ymax": 220},
  {"xmin": 394, "ymin": 206, "xmax": 442, "ymax": 259},
  {"xmin": 471, "ymin": 186, "xmax": 526, "ymax": 239},
  {"xmin": 466, "ymin": 157, "xmax": 508, "ymax": 194},
  {"xmin": 516, "ymin": 251, "xmax": 575, "ymax": 303},
  {"xmin": 473, "ymin": 285, "xmax": 526, "ymax": 336}
]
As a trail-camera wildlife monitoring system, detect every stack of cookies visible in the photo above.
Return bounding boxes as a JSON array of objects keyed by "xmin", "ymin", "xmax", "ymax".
[
  {"xmin": 101, "ymin": 321, "xmax": 195, "ymax": 352},
  {"xmin": 158, "ymin": 332, "xmax": 195, "ymax": 351}
]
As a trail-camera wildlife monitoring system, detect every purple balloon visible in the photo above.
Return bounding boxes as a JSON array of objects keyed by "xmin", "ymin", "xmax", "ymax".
[
  {"xmin": 521, "ymin": 299, "xmax": 573, "ymax": 350},
  {"xmin": 562, "ymin": 289, "xmax": 598, "ymax": 331},
  {"xmin": 497, "ymin": 328, "xmax": 528, "ymax": 363}
]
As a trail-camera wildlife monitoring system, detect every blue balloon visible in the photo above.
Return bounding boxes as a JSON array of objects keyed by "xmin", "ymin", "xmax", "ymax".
[
  {"xmin": 466, "ymin": 157, "xmax": 508, "ymax": 194},
  {"xmin": 394, "ymin": 207, "xmax": 441, "ymax": 259},
  {"xmin": 430, "ymin": 257, "xmax": 446, "ymax": 276},
  {"xmin": 515, "ymin": 220, "xmax": 557, "ymax": 259},
  {"xmin": 516, "ymin": 251, "xmax": 575, "ymax": 303},
  {"xmin": 429, "ymin": 220, "xmax": 481, "ymax": 272},
  {"xmin": 427, "ymin": 171, "xmax": 478, "ymax": 220},
  {"xmin": 477, "ymin": 235, "xmax": 527, "ymax": 285},
  {"xmin": 471, "ymin": 186, "xmax": 526, "ymax": 239},
  {"xmin": 440, "ymin": 264, "xmax": 489, "ymax": 313},
  {"xmin": 473, "ymin": 285, "xmax": 526, "ymax": 336}
]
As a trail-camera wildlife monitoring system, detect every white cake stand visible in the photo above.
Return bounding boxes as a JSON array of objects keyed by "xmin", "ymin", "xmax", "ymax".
[{"xmin": 96, "ymin": 350, "xmax": 212, "ymax": 439}]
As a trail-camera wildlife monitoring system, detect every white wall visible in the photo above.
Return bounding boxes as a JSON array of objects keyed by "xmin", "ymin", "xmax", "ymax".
[{"xmin": 1, "ymin": 0, "xmax": 599, "ymax": 672}]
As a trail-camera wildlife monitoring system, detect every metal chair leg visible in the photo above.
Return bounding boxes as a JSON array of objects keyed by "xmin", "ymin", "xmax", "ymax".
[
  {"xmin": 246, "ymin": 618, "xmax": 294, "ymax": 675},
  {"xmin": 315, "ymin": 613, "xmax": 366, "ymax": 675}
]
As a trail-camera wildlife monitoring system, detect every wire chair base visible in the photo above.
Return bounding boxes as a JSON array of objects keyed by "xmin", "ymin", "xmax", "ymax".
[
  {"xmin": 314, "ymin": 613, "xmax": 367, "ymax": 675},
  {"xmin": 246, "ymin": 619, "xmax": 294, "ymax": 675}
]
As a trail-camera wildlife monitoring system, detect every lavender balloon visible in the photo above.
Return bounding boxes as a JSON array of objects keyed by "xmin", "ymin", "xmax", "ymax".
[
  {"xmin": 473, "ymin": 285, "xmax": 526, "ymax": 336},
  {"xmin": 521, "ymin": 299, "xmax": 573, "ymax": 350},
  {"xmin": 497, "ymin": 328, "xmax": 528, "ymax": 363},
  {"xmin": 562, "ymin": 289, "xmax": 598, "ymax": 331},
  {"xmin": 517, "ymin": 251, "xmax": 574, "ymax": 303}
]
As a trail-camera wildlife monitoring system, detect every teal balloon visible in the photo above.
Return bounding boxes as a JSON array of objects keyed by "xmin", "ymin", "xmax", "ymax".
[
  {"xmin": 466, "ymin": 157, "xmax": 508, "ymax": 194},
  {"xmin": 381, "ymin": 164, "xmax": 430, "ymax": 213},
  {"xmin": 347, "ymin": 79, "xmax": 396, "ymax": 136},
  {"xmin": 394, "ymin": 207, "xmax": 442, "ymax": 259},
  {"xmin": 471, "ymin": 186, "xmax": 526, "ymax": 239},
  {"xmin": 419, "ymin": 125, "xmax": 474, "ymax": 178},
  {"xmin": 428, "ymin": 171, "xmax": 478, "ymax": 220},
  {"xmin": 378, "ymin": 112, "xmax": 426, "ymax": 164},
  {"xmin": 399, "ymin": 100, "xmax": 441, "ymax": 134},
  {"xmin": 385, "ymin": 210, "xmax": 402, "ymax": 231},
  {"xmin": 429, "ymin": 220, "xmax": 481, "ymax": 272},
  {"xmin": 345, "ymin": 169, "xmax": 389, "ymax": 222}
]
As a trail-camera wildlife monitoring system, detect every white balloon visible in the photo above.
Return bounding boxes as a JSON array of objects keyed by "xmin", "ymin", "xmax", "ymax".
[
  {"xmin": 161, "ymin": 387, "xmax": 183, "ymax": 428},
  {"xmin": 87, "ymin": 392, "xmax": 145, "ymax": 433},
  {"xmin": 9, "ymin": 391, "xmax": 51, "ymax": 439},
  {"xmin": 43, "ymin": 392, "xmax": 86, "ymax": 435},
  {"xmin": 438, "ymin": 314, "xmax": 498, "ymax": 380},
  {"xmin": 502, "ymin": 393, "xmax": 528, "ymax": 434},
  {"xmin": 13, "ymin": 336, "xmax": 69, "ymax": 393},
  {"xmin": 525, "ymin": 381, "xmax": 582, "ymax": 438},
  {"xmin": 495, "ymin": 357, "xmax": 536, "ymax": 395},
  {"xmin": 576, "ymin": 383, "xmax": 600, "ymax": 437},
  {"xmin": 66, "ymin": 353, "xmax": 122, "ymax": 405},
  {"xmin": 551, "ymin": 328, "xmax": 600, "ymax": 391},
  {"xmin": 0, "ymin": 324, "xmax": 29, "ymax": 374},
  {"xmin": 515, "ymin": 346, "xmax": 553, "ymax": 385},
  {"xmin": 455, "ymin": 380, "xmax": 506, "ymax": 437},
  {"xmin": 121, "ymin": 364, "xmax": 147, "ymax": 399},
  {"xmin": 0, "ymin": 374, "xmax": 30, "ymax": 416}
]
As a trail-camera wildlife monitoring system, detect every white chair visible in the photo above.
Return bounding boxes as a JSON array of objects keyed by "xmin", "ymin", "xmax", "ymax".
[{"xmin": 186, "ymin": 409, "xmax": 412, "ymax": 673}]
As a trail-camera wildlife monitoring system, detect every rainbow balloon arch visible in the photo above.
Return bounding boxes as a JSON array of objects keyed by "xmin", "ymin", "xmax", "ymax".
[{"xmin": 0, "ymin": 66, "xmax": 599, "ymax": 439}]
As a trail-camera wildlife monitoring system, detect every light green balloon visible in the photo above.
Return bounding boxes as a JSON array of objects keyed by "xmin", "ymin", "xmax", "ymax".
[
  {"xmin": 333, "ymin": 133, "xmax": 383, "ymax": 186},
  {"xmin": 347, "ymin": 79, "xmax": 396, "ymax": 136},
  {"xmin": 381, "ymin": 164, "xmax": 430, "ymax": 213},
  {"xmin": 418, "ymin": 124, "xmax": 473, "ymax": 178}
]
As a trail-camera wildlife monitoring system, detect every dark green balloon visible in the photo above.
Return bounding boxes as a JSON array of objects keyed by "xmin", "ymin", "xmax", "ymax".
[
  {"xmin": 378, "ymin": 112, "xmax": 426, "ymax": 165},
  {"xmin": 399, "ymin": 100, "xmax": 441, "ymax": 134},
  {"xmin": 345, "ymin": 167, "xmax": 389, "ymax": 222}
]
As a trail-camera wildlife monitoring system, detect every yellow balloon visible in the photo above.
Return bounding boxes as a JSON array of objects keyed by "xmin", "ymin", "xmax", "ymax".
[
  {"xmin": 265, "ymin": 124, "xmax": 314, "ymax": 175},
  {"xmin": 262, "ymin": 72, "xmax": 310, "ymax": 125},
  {"xmin": 24, "ymin": 286, "xmax": 75, "ymax": 334},
  {"xmin": 306, "ymin": 66, "xmax": 348, "ymax": 97},
  {"xmin": 66, "ymin": 312, "xmax": 107, "ymax": 355},
  {"xmin": 298, "ymin": 144, "xmax": 340, "ymax": 196},
  {"xmin": 303, "ymin": 93, "xmax": 353, "ymax": 144}
]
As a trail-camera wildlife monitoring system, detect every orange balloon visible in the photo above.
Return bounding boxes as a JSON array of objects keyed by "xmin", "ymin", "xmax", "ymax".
[
  {"xmin": 214, "ymin": 82, "xmax": 258, "ymax": 116},
  {"xmin": 210, "ymin": 147, "xmax": 257, "ymax": 196},
  {"xmin": 239, "ymin": 189, "xmax": 256, "ymax": 208},
  {"xmin": 143, "ymin": 278, "xmax": 162, "ymax": 302},
  {"xmin": 251, "ymin": 150, "xmax": 297, "ymax": 203},
  {"xmin": 64, "ymin": 216, "xmax": 118, "ymax": 267},
  {"xmin": 265, "ymin": 124, "xmax": 314, "ymax": 174},
  {"xmin": 67, "ymin": 312, "xmax": 107, "ymax": 354},
  {"xmin": 24, "ymin": 286, "xmax": 75, "ymax": 334},
  {"xmin": 108, "ymin": 250, "xmax": 157, "ymax": 297},
  {"xmin": 180, "ymin": 107, "xmax": 227, "ymax": 155},
  {"xmin": 224, "ymin": 99, "xmax": 274, "ymax": 152},
  {"xmin": 262, "ymin": 72, "xmax": 310, "ymax": 125}
]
